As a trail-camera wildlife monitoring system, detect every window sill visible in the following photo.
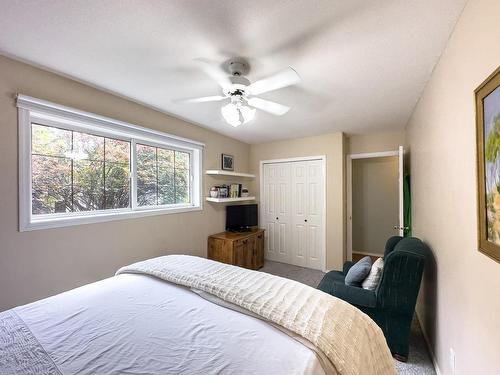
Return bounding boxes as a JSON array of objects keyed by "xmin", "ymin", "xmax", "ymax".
[{"xmin": 21, "ymin": 205, "xmax": 202, "ymax": 231}]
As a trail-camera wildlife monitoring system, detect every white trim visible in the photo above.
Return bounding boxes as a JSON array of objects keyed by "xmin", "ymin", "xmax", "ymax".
[
  {"xmin": 415, "ymin": 311, "xmax": 442, "ymax": 375},
  {"xmin": 17, "ymin": 94, "xmax": 205, "ymax": 149},
  {"xmin": 25, "ymin": 206, "xmax": 202, "ymax": 231},
  {"xmin": 346, "ymin": 149, "xmax": 401, "ymax": 261},
  {"xmin": 258, "ymin": 155, "xmax": 325, "ymax": 164},
  {"xmin": 346, "ymin": 156, "xmax": 353, "ymax": 262},
  {"xmin": 205, "ymin": 170, "xmax": 255, "ymax": 178},
  {"xmin": 398, "ymin": 145, "xmax": 405, "ymax": 236},
  {"xmin": 18, "ymin": 94, "xmax": 204, "ymax": 231},
  {"xmin": 259, "ymin": 155, "xmax": 327, "ymax": 272}
]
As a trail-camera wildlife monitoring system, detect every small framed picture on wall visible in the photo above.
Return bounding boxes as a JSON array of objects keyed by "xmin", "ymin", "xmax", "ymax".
[{"xmin": 221, "ymin": 154, "xmax": 234, "ymax": 171}]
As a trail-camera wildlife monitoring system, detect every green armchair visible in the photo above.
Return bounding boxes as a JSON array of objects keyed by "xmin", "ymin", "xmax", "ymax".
[{"xmin": 317, "ymin": 236, "xmax": 426, "ymax": 361}]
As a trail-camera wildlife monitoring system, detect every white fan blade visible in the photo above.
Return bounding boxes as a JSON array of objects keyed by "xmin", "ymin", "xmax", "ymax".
[
  {"xmin": 195, "ymin": 58, "xmax": 232, "ymax": 90},
  {"xmin": 173, "ymin": 95, "xmax": 227, "ymax": 104},
  {"xmin": 248, "ymin": 67, "xmax": 300, "ymax": 96},
  {"xmin": 247, "ymin": 97, "xmax": 290, "ymax": 116}
]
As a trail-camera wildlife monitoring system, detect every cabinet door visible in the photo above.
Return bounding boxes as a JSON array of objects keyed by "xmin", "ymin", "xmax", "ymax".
[
  {"xmin": 233, "ymin": 240, "xmax": 246, "ymax": 268},
  {"xmin": 234, "ymin": 239, "xmax": 252, "ymax": 269},
  {"xmin": 254, "ymin": 232, "xmax": 265, "ymax": 269},
  {"xmin": 246, "ymin": 237, "xmax": 255, "ymax": 269},
  {"xmin": 208, "ymin": 238, "xmax": 230, "ymax": 264}
]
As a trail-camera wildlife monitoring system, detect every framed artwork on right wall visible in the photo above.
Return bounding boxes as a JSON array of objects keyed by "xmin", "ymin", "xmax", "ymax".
[{"xmin": 475, "ymin": 65, "xmax": 500, "ymax": 263}]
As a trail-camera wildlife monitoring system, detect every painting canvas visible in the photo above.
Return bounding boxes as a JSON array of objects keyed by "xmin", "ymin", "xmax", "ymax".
[
  {"xmin": 476, "ymin": 66, "xmax": 500, "ymax": 262},
  {"xmin": 483, "ymin": 86, "xmax": 500, "ymax": 244}
]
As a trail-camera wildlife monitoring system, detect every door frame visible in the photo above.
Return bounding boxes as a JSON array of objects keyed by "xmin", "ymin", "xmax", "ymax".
[
  {"xmin": 259, "ymin": 155, "xmax": 327, "ymax": 271},
  {"xmin": 346, "ymin": 150, "xmax": 400, "ymax": 261}
]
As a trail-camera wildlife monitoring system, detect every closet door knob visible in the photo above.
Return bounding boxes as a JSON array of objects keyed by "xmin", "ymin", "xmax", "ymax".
[
  {"xmin": 276, "ymin": 217, "xmax": 279, "ymax": 220},
  {"xmin": 304, "ymin": 219, "xmax": 308, "ymax": 222}
]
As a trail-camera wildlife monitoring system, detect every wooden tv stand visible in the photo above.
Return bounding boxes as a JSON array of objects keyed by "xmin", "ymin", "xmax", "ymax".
[{"xmin": 207, "ymin": 228, "xmax": 264, "ymax": 270}]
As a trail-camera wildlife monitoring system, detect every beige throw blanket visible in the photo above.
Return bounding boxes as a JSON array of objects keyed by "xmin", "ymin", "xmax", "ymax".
[{"xmin": 116, "ymin": 255, "xmax": 395, "ymax": 375}]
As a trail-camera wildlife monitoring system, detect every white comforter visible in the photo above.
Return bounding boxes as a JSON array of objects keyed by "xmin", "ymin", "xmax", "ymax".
[{"xmin": 14, "ymin": 273, "xmax": 326, "ymax": 375}]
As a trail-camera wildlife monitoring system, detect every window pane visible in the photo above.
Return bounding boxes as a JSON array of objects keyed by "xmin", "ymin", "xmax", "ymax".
[
  {"xmin": 105, "ymin": 162, "xmax": 130, "ymax": 209},
  {"xmin": 137, "ymin": 144, "xmax": 157, "ymax": 206},
  {"xmin": 175, "ymin": 168, "xmax": 190, "ymax": 203},
  {"xmin": 159, "ymin": 185, "xmax": 175, "ymax": 205},
  {"xmin": 105, "ymin": 186, "xmax": 130, "ymax": 209},
  {"xmin": 32, "ymin": 184, "xmax": 72, "ymax": 214},
  {"xmin": 32, "ymin": 155, "xmax": 72, "ymax": 215},
  {"xmin": 73, "ymin": 160, "xmax": 104, "ymax": 211},
  {"xmin": 138, "ymin": 184, "xmax": 157, "ymax": 206},
  {"xmin": 137, "ymin": 144, "xmax": 156, "ymax": 166},
  {"xmin": 106, "ymin": 138, "xmax": 130, "ymax": 163},
  {"xmin": 175, "ymin": 151, "xmax": 190, "ymax": 170},
  {"xmin": 158, "ymin": 148, "xmax": 174, "ymax": 168},
  {"xmin": 158, "ymin": 167, "xmax": 174, "ymax": 205},
  {"xmin": 32, "ymin": 124, "xmax": 71, "ymax": 157},
  {"xmin": 158, "ymin": 166, "xmax": 174, "ymax": 186},
  {"xmin": 32, "ymin": 155, "xmax": 72, "ymax": 187},
  {"xmin": 73, "ymin": 185, "xmax": 104, "ymax": 211},
  {"xmin": 73, "ymin": 131, "xmax": 104, "ymax": 161}
]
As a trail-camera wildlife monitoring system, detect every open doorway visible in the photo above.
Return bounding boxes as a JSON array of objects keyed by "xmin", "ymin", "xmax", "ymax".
[{"xmin": 346, "ymin": 147, "xmax": 405, "ymax": 261}]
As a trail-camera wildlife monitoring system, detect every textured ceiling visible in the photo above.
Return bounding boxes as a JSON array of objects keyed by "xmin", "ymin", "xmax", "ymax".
[{"xmin": 0, "ymin": 0, "xmax": 466, "ymax": 143}]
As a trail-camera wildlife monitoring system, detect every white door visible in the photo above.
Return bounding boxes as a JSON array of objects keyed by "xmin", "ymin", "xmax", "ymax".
[
  {"xmin": 304, "ymin": 160, "xmax": 324, "ymax": 270},
  {"xmin": 290, "ymin": 162, "xmax": 308, "ymax": 267},
  {"xmin": 263, "ymin": 159, "xmax": 325, "ymax": 270},
  {"xmin": 262, "ymin": 163, "xmax": 291, "ymax": 263}
]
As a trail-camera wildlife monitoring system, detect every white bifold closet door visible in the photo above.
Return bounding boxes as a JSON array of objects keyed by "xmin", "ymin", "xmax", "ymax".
[{"xmin": 262, "ymin": 159, "xmax": 325, "ymax": 270}]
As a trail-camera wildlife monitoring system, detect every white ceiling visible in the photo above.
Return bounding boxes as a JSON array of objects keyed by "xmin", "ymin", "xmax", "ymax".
[{"xmin": 0, "ymin": 0, "xmax": 466, "ymax": 143}]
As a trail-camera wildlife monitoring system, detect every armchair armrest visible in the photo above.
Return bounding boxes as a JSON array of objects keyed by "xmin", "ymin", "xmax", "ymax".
[
  {"xmin": 342, "ymin": 261, "xmax": 356, "ymax": 275},
  {"xmin": 331, "ymin": 282, "xmax": 377, "ymax": 308}
]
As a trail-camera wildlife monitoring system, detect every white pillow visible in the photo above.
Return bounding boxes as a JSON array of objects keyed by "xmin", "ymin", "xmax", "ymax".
[{"xmin": 362, "ymin": 258, "xmax": 384, "ymax": 290}]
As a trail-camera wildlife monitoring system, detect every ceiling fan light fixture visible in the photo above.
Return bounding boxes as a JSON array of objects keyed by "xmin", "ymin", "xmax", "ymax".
[
  {"xmin": 240, "ymin": 105, "xmax": 256, "ymax": 123},
  {"xmin": 221, "ymin": 102, "xmax": 255, "ymax": 127}
]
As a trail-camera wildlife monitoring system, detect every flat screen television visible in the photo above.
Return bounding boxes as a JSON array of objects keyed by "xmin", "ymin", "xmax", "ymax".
[{"xmin": 226, "ymin": 204, "xmax": 258, "ymax": 231}]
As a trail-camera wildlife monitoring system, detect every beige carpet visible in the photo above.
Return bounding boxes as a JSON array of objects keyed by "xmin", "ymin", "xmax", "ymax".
[{"xmin": 260, "ymin": 260, "xmax": 436, "ymax": 375}]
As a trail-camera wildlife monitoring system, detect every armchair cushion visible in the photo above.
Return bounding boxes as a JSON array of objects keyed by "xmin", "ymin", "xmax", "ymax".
[
  {"xmin": 317, "ymin": 270, "xmax": 345, "ymax": 293},
  {"xmin": 345, "ymin": 256, "xmax": 372, "ymax": 287},
  {"xmin": 330, "ymin": 282, "xmax": 377, "ymax": 308}
]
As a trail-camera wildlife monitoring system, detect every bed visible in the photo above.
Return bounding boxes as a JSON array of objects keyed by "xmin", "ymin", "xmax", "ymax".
[{"xmin": 0, "ymin": 255, "xmax": 396, "ymax": 375}]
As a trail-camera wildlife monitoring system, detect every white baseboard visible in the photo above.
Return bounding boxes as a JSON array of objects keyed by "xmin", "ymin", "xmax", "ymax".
[{"xmin": 415, "ymin": 311, "xmax": 442, "ymax": 375}]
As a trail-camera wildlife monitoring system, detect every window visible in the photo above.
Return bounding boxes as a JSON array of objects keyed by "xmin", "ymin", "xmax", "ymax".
[
  {"xmin": 18, "ymin": 95, "xmax": 203, "ymax": 231},
  {"xmin": 136, "ymin": 144, "xmax": 190, "ymax": 206}
]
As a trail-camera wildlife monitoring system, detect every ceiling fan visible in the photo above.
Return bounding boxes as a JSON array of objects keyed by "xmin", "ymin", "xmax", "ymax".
[{"xmin": 173, "ymin": 58, "xmax": 301, "ymax": 127}]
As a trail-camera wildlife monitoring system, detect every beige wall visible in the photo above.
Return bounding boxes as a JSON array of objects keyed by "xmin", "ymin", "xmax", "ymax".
[
  {"xmin": 347, "ymin": 130, "xmax": 405, "ymax": 154},
  {"xmin": 406, "ymin": 0, "xmax": 500, "ymax": 374},
  {"xmin": 249, "ymin": 133, "xmax": 346, "ymax": 270},
  {"xmin": 352, "ymin": 156, "xmax": 398, "ymax": 255},
  {"xmin": 0, "ymin": 55, "xmax": 250, "ymax": 311}
]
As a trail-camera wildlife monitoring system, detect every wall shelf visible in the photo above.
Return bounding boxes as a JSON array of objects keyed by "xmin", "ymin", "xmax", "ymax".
[
  {"xmin": 206, "ymin": 196, "xmax": 256, "ymax": 203},
  {"xmin": 205, "ymin": 170, "xmax": 255, "ymax": 178}
]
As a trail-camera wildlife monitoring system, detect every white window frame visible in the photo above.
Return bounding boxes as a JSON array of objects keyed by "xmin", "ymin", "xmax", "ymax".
[{"xmin": 17, "ymin": 94, "xmax": 204, "ymax": 231}]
